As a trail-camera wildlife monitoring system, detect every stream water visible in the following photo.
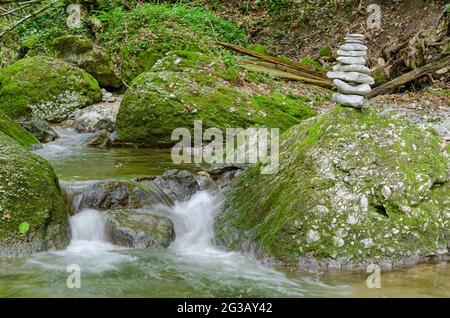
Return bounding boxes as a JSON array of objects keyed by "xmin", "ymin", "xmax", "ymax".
[{"xmin": 1, "ymin": 128, "xmax": 449, "ymax": 297}]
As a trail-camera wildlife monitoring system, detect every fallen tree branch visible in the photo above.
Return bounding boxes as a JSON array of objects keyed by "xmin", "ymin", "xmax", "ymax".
[
  {"xmin": 216, "ymin": 41, "xmax": 329, "ymax": 80},
  {"xmin": 368, "ymin": 55, "xmax": 450, "ymax": 98},
  {"xmin": 240, "ymin": 58, "xmax": 331, "ymax": 82},
  {"xmin": 0, "ymin": 3, "xmax": 31, "ymax": 16},
  {"xmin": 0, "ymin": 1, "xmax": 54, "ymax": 38},
  {"xmin": 237, "ymin": 61, "xmax": 334, "ymax": 89}
]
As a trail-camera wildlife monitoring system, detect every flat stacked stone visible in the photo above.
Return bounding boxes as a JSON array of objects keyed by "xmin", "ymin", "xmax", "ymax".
[{"xmin": 327, "ymin": 34, "xmax": 374, "ymax": 108}]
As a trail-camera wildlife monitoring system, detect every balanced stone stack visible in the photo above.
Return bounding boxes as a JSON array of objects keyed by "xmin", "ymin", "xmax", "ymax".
[{"xmin": 327, "ymin": 34, "xmax": 375, "ymax": 108}]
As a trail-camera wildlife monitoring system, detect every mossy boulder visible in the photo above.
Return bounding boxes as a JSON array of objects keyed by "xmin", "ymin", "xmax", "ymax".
[
  {"xmin": 0, "ymin": 56, "xmax": 102, "ymax": 121},
  {"xmin": 97, "ymin": 4, "xmax": 247, "ymax": 83},
  {"xmin": 51, "ymin": 35, "xmax": 121, "ymax": 89},
  {"xmin": 0, "ymin": 132, "xmax": 69, "ymax": 257},
  {"xmin": 0, "ymin": 110, "xmax": 40, "ymax": 149},
  {"xmin": 215, "ymin": 107, "xmax": 450, "ymax": 270},
  {"xmin": 105, "ymin": 210, "xmax": 175, "ymax": 249},
  {"xmin": 116, "ymin": 51, "xmax": 316, "ymax": 146}
]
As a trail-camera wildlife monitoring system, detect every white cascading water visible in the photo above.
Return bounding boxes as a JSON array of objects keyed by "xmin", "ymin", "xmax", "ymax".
[
  {"xmin": 169, "ymin": 191, "xmax": 221, "ymax": 255},
  {"xmin": 69, "ymin": 209, "xmax": 107, "ymax": 242},
  {"xmin": 161, "ymin": 191, "xmax": 302, "ymax": 289}
]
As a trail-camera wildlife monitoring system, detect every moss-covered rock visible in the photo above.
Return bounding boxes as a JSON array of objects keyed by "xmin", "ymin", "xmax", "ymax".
[
  {"xmin": 0, "ymin": 132, "xmax": 69, "ymax": 257},
  {"xmin": 105, "ymin": 210, "xmax": 175, "ymax": 249},
  {"xmin": 0, "ymin": 110, "xmax": 40, "ymax": 149},
  {"xmin": 0, "ymin": 56, "xmax": 102, "ymax": 121},
  {"xmin": 97, "ymin": 4, "xmax": 247, "ymax": 83},
  {"xmin": 116, "ymin": 51, "xmax": 316, "ymax": 146},
  {"xmin": 51, "ymin": 35, "xmax": 121, "ymax": 89},
  {"xmin": 215, "ymin": 107, "xmax": 450, "ymax": 270}
]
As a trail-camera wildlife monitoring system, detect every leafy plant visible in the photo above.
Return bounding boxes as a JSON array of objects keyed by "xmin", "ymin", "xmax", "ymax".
[
  {"xmin": 18, "ymin": 222, "xmax": 30, "ymax": 234},
  {"xmin": 444, "ymin": 4, "xmax": 450, "ymax": 13}
]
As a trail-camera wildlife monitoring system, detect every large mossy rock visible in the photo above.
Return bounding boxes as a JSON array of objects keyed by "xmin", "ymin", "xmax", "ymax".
[
  {"xmin": 98, "ymin": 4, "xmax": 247, "ymax": 83},
  {"xmin": 51, "ymin": 35, "xmax": 121, "ymax": 89},
  {"xmin": 0, "ymin": 132, "xmax": 69, "ymax": 257},
  {"xmin": 215, "ymin": 107, "xmax": 450, "ymax": 270},
  {"xmin": 116, "ymin": 51, "xmax": 316, "ymax": 146},
  {"xmin": 0, "ymin": 56, "xmax": 102, "ymax": 121},
  {"xmin": 0, "ymin": 110, "xmax": 40, "ymax": 149}
]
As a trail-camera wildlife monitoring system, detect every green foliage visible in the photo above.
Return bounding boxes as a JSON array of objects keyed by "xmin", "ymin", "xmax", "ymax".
[
  {"xmin": 18, "ymin": 222, "xmax": 30, "ymax": 235},
  {"xmin": 444, "ymin": 3, "xmax": 450, "ymax": 13},
  {"xmin": 97, "ymin": 4, "xmax": 248, "ymax": 82}
]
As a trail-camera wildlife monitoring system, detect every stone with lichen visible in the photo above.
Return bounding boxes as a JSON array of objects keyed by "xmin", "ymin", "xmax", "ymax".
[
  {"xmin": 0, "ymin": 56, "xmax": 102, "ymax": 122},
  {"xmin": 215, "ymin": 107, "xmax": 450, "ymax": 271}
]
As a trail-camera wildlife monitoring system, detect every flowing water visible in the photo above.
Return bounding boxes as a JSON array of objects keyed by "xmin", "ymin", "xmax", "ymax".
[{"xmin": 1, "ymin": 128, "xmax": 449, "ymax": 298}]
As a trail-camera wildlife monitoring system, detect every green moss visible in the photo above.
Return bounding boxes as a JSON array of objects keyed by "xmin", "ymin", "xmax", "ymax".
[
  {"xmin": 318, "ymin": 45, "xmax": 332, "ymax": 58},
  {"xmin": 216, "ymin": 107, "xmax": 450, "ymax": 268},
  {"xmin": 0, "ymin": 56, "xmax": 102, "ymax": 121},
  {"xmin": 116, "ymin": 51, "xmax": 316, "ymax": 146},
  {"xmin": 300, "ymin": 56, "xmax": 323, "ymax": 70},
  {"xmin": 51, "ymin": 35, "xmax": 122, "ymax": 89},
  {"xmin": 373, "ymin": 71, "xmax": 388, "ymax": 85},
  {"xmin": 250, "ymin": 44, "xmax": 270, "ymax": 55},
  {"xmin": 0, "ymin": 132, "xmax": 69, "ymax": 257},
  {"xmin": 0, "ymin": 110, "xmax": 40, "ymax": 149}
]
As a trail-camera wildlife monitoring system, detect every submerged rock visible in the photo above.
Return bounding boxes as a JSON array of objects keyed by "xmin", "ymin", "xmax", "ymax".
[
  {"xmin": 0, "ymin": 132, "xmax": 69, "ymax": 257},
  {"xmin": 215, "ymin": 107, "xmax": 449, "ymax": 271},
  {"xmin": 105, "ymin": 210, "xmax": 175, "ymax": 249},
  {"xmin": 0, "ymin": 56, "xmax": 102, "ymax": 122},
  {"xmin": 52, "ymin": 35, "xmax": 121, "ymax": 89}
]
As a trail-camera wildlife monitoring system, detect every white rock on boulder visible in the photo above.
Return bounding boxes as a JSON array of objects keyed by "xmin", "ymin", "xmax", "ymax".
[
  {"xmin": 332, "ymin": 93, "xmax": 365, "ymax": 108},
  {"xmin": 333, "ymin": 79, "xmax": 372, "ymax": 96},
  {"xmin": 327, "ymin": 71, "xmax": 375, "ymax": 85},
  {"xmin": 336, "ymin": 56, "xmax": 366, "ymax": 65},
  {"xmin": 339, "ymin": 43, "xmax": 368, "ymax": 51},
  {"xmin": 337, "ymin": 50, "xmax": 367, "ymax": 57},
  {"xmin": 333, "ymin": 64, "xmax": 370, "ymax": 74}
]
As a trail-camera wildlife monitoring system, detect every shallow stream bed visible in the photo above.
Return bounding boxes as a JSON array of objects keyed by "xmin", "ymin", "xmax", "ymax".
[{"xmin": 1, "ymin": 128, "xmax": 449, "ymax": 298}]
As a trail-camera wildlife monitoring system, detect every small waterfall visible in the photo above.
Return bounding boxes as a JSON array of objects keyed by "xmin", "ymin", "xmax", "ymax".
[
  {"xmin": 135, "ymin": 180, "xmax": 174, "ymax": 207},
  {"xmin": 61, "ymin": 179, "xmax": 173, "ymax": 215},
  {"xmin": 69, "ymin": 209, "xmax": 107, "ymax": 242},
  {"xmin": 169, "ymin": 191, "xmax": 223, "ymax": 254}
]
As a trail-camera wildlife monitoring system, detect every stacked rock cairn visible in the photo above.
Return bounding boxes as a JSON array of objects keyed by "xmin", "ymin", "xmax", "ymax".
[{"xmin": 327, "ymin": 34, "xmax": 375, "ymax": 108}]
